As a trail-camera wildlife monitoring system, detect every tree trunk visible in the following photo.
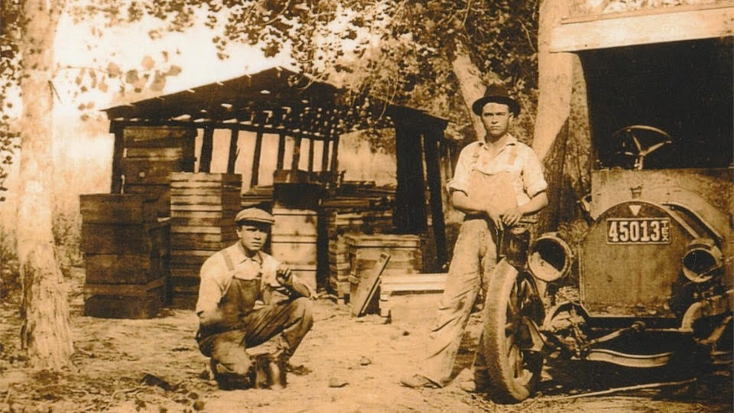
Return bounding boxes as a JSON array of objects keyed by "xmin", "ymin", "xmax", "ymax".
[
  {"xmin": 533, "ymin": 0, "xmax": 574, "ymax": 161},
  {"xmin": 17, "ymin": 0, "xmax": 74, "ymax": 370},
  {"xmin": 533, "ymin": 0, "xmax": 575, "ymax": 233},
  {"xmin": 450, "ymin": 36, "xmax": 499, "ymax": 140}
]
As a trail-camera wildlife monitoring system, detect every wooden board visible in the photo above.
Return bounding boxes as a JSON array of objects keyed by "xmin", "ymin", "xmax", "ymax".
[
  {"xmin": 121, "ymin": 160, "xmax": 181, "ymax": 184},
  {"xmin": 123, "ymin": 125, "xmax": 194, "ymax": 143},
  {"xmin": 81, "ymin": 223, "xmax": 169, "ymax": 255},
  {"xmin": 170, "ymin": 210, "xmax": 236, "ymax": 219},
  {"xmin": 170, "ymin": 238, "xmax": 234, "ymax": 251},
  {"xmin": 170, "ymin": 204, "xmax": 240, "ymax": 212},
  {"xmin": 350, "ymin": 253, "xmax": 390, "ymax": 317},
  {"xmin": 84, "ymin": 253, "xmax": 162, "ymax": 284},
  {"xmin": 126, "ymin": 147, "xmax": 183, "ymax": 160},
  {"xmin": 380, "ymin": 273, "xmax": 447, "ymax": 293},
  {"xmin": 550, "ymin": 3, "xmax": 734, "ymax": 52},
  {"xmin": 170, "ymin": 172, "xmax": 242, "ymax": 183},
  {"xmin": 170, "ymin": 193, "xmax": 241, "ymax": 206},
  {"xmin": 84, "ymin": 276, "xmax": 167, "ymax": 296},
  {"xmin": 80, "ymin": 194, "xmax": 157, "ymax": 224}
]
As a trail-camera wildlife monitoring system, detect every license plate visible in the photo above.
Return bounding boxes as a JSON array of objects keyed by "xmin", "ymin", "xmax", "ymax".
[{"xmin": 606, "ymin": 218, "xmax": 671, "ymax": 244}]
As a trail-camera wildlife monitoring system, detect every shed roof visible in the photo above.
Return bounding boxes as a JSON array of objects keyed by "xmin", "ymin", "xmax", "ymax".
[{"xmin": 104, "ymin": 66, "xmax": 445, "ymax": 139}]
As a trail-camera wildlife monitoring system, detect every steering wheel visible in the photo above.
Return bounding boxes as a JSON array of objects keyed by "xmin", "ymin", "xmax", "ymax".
[{"xmin": 609, "ymin": 125, "xmax": 675, "ymax": 170}]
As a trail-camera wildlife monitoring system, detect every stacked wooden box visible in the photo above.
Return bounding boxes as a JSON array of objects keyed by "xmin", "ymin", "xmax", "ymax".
[
  {"xmin": 120, "ymin": 126, "xmax": 195, "ymax": 217},
  {"xmin": 169, "ymin": 173, "xmax": 242, "ymax": 308},
  {"xmin": 324, "ymin": 208, "xmax": 394, "ymax": 299},
  {"xmin": 80, "ymin": 194, "xmax": 170, "ymax": 319},
  {"xmin": 346, "ymin": 234, "xmax": 423, "ymax": 313},
  {"xmin": 379, "ymin": 273, "xmax": 447, "ymax": 320},
  {"xmin": 270, "ymin": 208, "xmax": 319, "ymax": 291}
]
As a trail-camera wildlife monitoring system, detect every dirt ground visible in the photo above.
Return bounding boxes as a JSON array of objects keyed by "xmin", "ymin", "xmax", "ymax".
[{"xmin": 1, "ymin": 267, "xmax": 732, "ymax": 413}]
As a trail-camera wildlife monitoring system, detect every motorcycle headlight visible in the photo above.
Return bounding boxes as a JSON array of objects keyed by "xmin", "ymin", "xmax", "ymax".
[{"xmin": 528, "ymin": 232, "xmax": 573, "ymax": 282}]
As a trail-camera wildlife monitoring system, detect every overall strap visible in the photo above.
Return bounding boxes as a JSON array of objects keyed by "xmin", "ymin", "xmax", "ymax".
[
  {"xmin": 221, "ymin": 248, "xmax": 235, "ymax": 272},
  {"xmin": 507, "ymin": 145, "xmax": 519, "ymax": 166}
]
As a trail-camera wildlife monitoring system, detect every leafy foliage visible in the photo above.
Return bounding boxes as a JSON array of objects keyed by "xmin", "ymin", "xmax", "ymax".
[
  {"xmin": 191, "ymin": 0, "xmax": 539, "ymax": 127},
  {"xmin": 0, "ymin": 0, "xmax": 22, "ymax": 202}
]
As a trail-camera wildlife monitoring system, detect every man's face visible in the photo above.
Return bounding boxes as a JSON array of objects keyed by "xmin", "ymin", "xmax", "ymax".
[
  {"xmin": 480, "ymin": 102, "xmax": 513, "ymax": 141},
  {"xmin": 236, "ymin": 222, "xmax": 269, "ymax": 254}
]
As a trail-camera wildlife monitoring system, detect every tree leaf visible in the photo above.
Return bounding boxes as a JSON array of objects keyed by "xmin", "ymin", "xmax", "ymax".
[
  {"xmin": 107, "ymin": 62, "xmax": 121, "ymax": 77},
  {"xmin": 125, "ymin": 70, "xmax": 139, "ymax": 84},
  {"xmin": 141, "ymin": 55, "xmax": 155, "ymax": 70}
]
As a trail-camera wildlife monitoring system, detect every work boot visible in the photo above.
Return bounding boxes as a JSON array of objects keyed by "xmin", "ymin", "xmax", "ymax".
[{"xmin": 400, "ymin": 374, "xmax": 440, "ymax": 389}]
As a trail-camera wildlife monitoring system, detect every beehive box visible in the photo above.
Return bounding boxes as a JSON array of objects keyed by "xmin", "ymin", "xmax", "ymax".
[
  {"xmin": 324, "ymin": 208, "xmax": 393, "ymax": 298},
  {"xmin": 270, "ymin": 208, "xmax": 320, "ymax": 291},
  {"xmin": 346, "ymin": 234, "xmax": 423, "ymax": 312},
  {"xmin": 80, "ymin": 194, "xmax": 170, "ymax": 319},
  {"xmin": 168, "ymin": 173, "xmax": 241, "ymax": 308}
]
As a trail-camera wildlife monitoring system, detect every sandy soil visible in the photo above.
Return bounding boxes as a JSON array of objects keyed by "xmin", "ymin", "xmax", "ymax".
[{"xmin": 1, "ymin": 268, "xmax": 731, "ymax": 413}]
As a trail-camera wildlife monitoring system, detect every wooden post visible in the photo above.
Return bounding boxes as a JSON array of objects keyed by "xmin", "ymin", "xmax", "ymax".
[
  {"xmin": 181, "ymin": 128, "xmax": 197, "ymax": 172},
  {"xmin": 227, "ymin": 128, "xmax": 239, "ymax": 174},
  {"xmin": 110, "ymin": 123, "xmax": 124, "ymax": 193},
  {"xmin": 422, "ymin": 126, "xmax": 448, "ymax": 267},
  {"xmin": 321, "ymin": 137, "xmax": 330, "ymax": 172},
  {"xmin": 276, "ymin": 132, "xmax": 286, "ymax": 170},
  {"xmin": 307, "ymin": 137, "xmax": 315, "ymax": 173},
  {"xmin": 290, "ymin": 134, "xmax": 303, "ymax": 171},
  {"xmin": 393, "ymin": 113, "xmax": 427, "ymax": 234},
  {"xmin": 329, "ymin": 136, "xmax": 340, "ymax": 173},
  {"xmin": 199, "ymin": 126, "xmax": 214, "ymax": 172},
  {"xmin": 251, "ymin": 130, "xmax": 264, "ymax": 188}
]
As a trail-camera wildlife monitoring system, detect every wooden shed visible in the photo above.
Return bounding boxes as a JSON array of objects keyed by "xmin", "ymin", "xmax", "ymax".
[{"xmin": 86, "ymin": 66, "xmax": 451, "ymax": 313}]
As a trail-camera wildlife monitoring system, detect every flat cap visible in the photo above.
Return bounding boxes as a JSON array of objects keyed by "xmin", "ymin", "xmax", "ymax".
[{"xmin": 235, "ymin": 207, "xmax": 275, "ymax": 225}]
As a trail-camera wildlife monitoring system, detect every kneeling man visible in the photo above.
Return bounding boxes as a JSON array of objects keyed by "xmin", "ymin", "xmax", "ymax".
[{"xmin": 195, "ymin": 207, "xmax": 314, "ymax": 389}]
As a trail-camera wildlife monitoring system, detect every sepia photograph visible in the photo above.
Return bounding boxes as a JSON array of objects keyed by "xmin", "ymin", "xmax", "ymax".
[{"xmin": 0, "ymin": 0, "xmax": 732, "ymax": 412}]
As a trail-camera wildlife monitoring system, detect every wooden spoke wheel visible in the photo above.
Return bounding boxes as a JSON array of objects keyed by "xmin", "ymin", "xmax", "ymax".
[{"xmin": 482, "ymin": 264, "xmax": 544, "ymax": 403}]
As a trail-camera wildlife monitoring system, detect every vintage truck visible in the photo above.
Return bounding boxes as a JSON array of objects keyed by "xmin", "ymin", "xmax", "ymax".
[{"xmin": 480, "ymin": 1, "xmax": 733, "ymax": 403}]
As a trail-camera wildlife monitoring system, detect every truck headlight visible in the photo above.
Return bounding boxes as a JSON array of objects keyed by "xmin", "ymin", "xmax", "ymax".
[
  {"xmin": 528, "ymin": 232, "xmax": 573, "ymax": 282},
  {"xmin": 682, "ymin": 238, "xmax": 722, "ymax": 283}
]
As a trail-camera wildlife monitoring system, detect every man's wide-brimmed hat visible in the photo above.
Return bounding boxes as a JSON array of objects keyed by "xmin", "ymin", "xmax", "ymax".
[
  {"xmin": 471, "ymin": 83, "xmax": 520, "ymax": 116},
  {"xmin": 235, "ymin": 207, "xmax": 275, "ymax": 225}
]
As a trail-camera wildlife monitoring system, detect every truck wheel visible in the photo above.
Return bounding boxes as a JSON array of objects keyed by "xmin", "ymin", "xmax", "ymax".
[{"xmin": 482, "ymin": 262, "xmax": 544, "ymax": 403}]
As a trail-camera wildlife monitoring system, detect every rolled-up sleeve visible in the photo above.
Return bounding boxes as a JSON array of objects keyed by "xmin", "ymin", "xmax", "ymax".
[
  {"xmin": 522, "ymin": 148, "xmax": 548, "ymax": 198},
  {"xmin": 446, "ymin": 144, "xmax": 475, "ymax": 194},
  {"xmin": 195, "ymin": 256, "xmax": 224, "ymax": 315}
]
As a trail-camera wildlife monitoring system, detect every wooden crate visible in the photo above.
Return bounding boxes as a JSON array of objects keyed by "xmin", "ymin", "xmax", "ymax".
[
  {"xmin": 84, "ymin": 277, "xmax": 168, "ymax": 319},
  {"xmin": 271, "ymin": 208, "xmax": 320, "ymax": 281},
  {"xmin": 345, "ymin": 234, "xmax": 423, "ymax": 313},
  {"xmin": 379, "ymin": 273, "xmax": 447, "ymax": 319},
  {"xmin": 81, "ymin": 221, "xmax": 170, "ymax": 255},
  {"xmin": 346, "ymin": 234, "xmax": 423, "ymax": 277},
  {"xmin": 168, "ymin": 173, "xmax": 242, "ymax": 309},
  {"xmin": 84, "ymin": 253, "xmax": 165, "ymax": 284},
  {"xmin": 80, "ymin": 194, "xmax": 157, "ymax": 224},
  {"xmin": 80, "ymin": 194, "xmax": 171, "ymax": 318},
  {"xmin": 323, "ymin": 208, "xmax": 394, "ymax": 298}
]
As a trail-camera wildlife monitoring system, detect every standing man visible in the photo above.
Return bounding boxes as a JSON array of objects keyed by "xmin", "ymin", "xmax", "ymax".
[
  {"xmin": 401, "ymin": 84, "xmax": 548, "ymax": 391},
  {"xmin": 196, "ymin": 207, "xmax": 314, "ymax": 389}
]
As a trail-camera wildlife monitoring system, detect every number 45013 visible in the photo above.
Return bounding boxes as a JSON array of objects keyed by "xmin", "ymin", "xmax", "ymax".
[{"xmin": 607, "ymin": 218, "xmax": 671, "ymax": 244}]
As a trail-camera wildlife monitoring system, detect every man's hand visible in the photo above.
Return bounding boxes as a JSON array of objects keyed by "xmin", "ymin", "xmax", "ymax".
[
  {"xmin": 276, "ymin": 264, "xmax": 293, "ymax": 287},
  {"xmin": 485, "ymin": 206, "xmax": 503, "ymax": 229},
  {"xmin": 501, "ymin": 206, "xmax": 524, "ymax": 227}
]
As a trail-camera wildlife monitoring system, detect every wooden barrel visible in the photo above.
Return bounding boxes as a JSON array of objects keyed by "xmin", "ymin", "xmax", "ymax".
[
  {"xmin": 270, "ymin": 208, "xmax": 319, "ymax": 291},
  {"xmin": 80, "ymin": 194, "xmax": 170, "ymax": 319}
]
